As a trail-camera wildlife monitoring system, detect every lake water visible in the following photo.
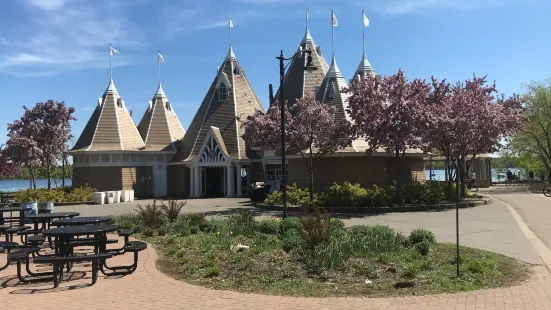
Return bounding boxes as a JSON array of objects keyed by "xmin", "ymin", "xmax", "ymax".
[
  {"xmin": 425, "ymin": 168, "xmax": 522, "ymax": 182},
  {"xmin": 0, "ymin": 179, "xmax": 72, "ymax": 192}
]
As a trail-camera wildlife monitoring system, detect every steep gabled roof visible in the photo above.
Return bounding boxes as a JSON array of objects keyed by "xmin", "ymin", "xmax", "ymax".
[
  {"xmin": 352, "ymin": 52, "xmax": 376, "ymax": 81},
  {"xmin": 273, "ymin": 27, "xmax": 329, "ymax": 108},
  {"xmin": 71, "ymin": 78, "xmax": 145, "ymax": 152},
  {"xmin": 316, "ymin": 55, "xmax": 369, "ymax": 153},
  {"xmin": 172, "ymin": 46, "xmax": 264, "ymax": 162},
  {"xmin": 137, "ymin": 83, "xmax": 186, "ymax": 152}
]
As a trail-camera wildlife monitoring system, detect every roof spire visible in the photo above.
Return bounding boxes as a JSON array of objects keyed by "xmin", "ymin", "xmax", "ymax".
[
  {"xmin": 327, "ymin": 54, "xmax": 342, "ymax": 78},
  {"xmin": 105, "ymin": 77, "xmax": 118, "ymax": 95},
  {"xmin": 354, "ymin": 52, "xmax": 375, "ymax": 80},
  {"xmin": 155, "ymin": 82, "xmax": 166, "ymax": 98}
]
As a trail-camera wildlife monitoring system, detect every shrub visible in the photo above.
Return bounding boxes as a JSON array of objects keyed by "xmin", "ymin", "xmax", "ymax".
[
  {"xmin": 322, "ymin": 182, "xmax": 367, "ymax": 208},
  {"xmin": 403, "ymin": 182, "xmax": 424, "ymax": 204},
  {"xmin": 135, "ymin": 200, "xmax": 164, "ymax": 228},
  {"xmin": 180, "ymin": 213, "xmax": 208, "ymax": 231},
  {"xmin": 297, "ymin": 208, "xmax": 333, "ymax": 249},
  {"xmin": 161, "ymin": 199, "xmax": 187, "ymax": 222},
  {"xmin": 111, "ymin": 212, "xmax": 142, "ymax": 230},
  {"xmin": 279, "ymin": 217, "xmax": 300, "ymax": 234},
  {"xmin": 205, "ymin": 266, "xmax": 221, "ymax": 278},
  {"xmin": 228, "ymin": 210, "xmax": 256, "ymax": 236},
  {"xmin": 420, "ymin": 181, "xmax": 445, "ymax": 205},
  {"xmin": 409, "ymin": 228, "xmax": 436, "ymax": 245},
  {"xmin": 258, "ymin": 218, "xmax": 280, "ymax": 234},
  {"xmin": 348, "ymin": 225, "xmax": 406, "ymax": 254},
  {"xmin": 414, "ymin": 240, "xmax": 431, "ymax": 256},
  {"xmin": 14, "ymin": 186, "xmax": 96, "ymax": 202},
  {"xmin": 263, "ymin": 184, "xmax": 316, "ymax": 207},
  {"xmin": 303, "ymin": 237, "xmax": 352, "ymax": 272},
  {"xmin": 263, "ymin": 190, "xmax": 282, "ymax": 205},
  {"xmin": 280, "ymin": 229, "xmax": 303, "ymax": 252},
  {"xmin": 142, "ymin": 227, "xmax": 155, "ymax": 237},
  {"xmin": 401, "ymin": 264, "xmax": 420, "ymax": 280}
]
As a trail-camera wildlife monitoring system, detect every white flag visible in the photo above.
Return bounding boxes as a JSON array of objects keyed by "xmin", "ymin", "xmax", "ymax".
[
  {"xmin": 229, "ymin": 18, "xmax": 233, "ymax": 28},
  {"xmin": 363, "ymin": 11, "xmax": 370, "ymax": 27},
  {"xmin": 158, "ymin": 51, "xmax": 164, "ymax": 62},
  {"xmin": 332, "ymin": 10, "xmax": 338, "ymax": 27},
  {"xmin": 110, "ymin": 45, "xmax": 119, "ymax": 56}
]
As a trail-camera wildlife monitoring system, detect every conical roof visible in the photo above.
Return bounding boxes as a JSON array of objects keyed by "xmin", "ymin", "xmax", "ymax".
[
  {"xmin": 71, "ymin": 78, "xmax": 145, "ymax": 152},
  {"xmin": 274, "ymin": 27, "xmax": 329, "ymax": 108},
  {"xmin": 172, "ymin": 46, "xmax": 264, "ymax": 162},
  {"xmin": 137, "ymin": 83, "xmax": 186, "ymax": 152},
  {"xmin": 353, "ymin": 52, "xmax": 375, "ymax": 80},
  {"xmin": 316, "ymin": 55, "xmax": 369, "ymax": 152}
]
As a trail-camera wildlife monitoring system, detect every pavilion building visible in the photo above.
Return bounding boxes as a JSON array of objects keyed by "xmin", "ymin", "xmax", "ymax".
[{"xmin": 70, "ymin": 25, "xmax": 442, "ymax": 198}]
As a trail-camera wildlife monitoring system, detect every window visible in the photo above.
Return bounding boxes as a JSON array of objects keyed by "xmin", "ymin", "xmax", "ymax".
[
  {"xmin": 266, "ymin": 164, "xmax": 288, "ymax": 181},
  {"xmin": 219, "ymin": 83, "xmax": 228, "ymax": 101},
  {"xmin": 234, "ymin": 66, "xmax": 241, "ymax": 75},
  {"xmin": 166, "ymin": 101, "xmax": 172, "ymax": 111},
  {"xmin": 117, "ymin": 98, "xmax": 123, "ymax": 108}
]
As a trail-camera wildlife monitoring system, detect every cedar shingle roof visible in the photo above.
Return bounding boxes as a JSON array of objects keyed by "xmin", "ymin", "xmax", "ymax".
[
  {"xmin": 273, "ymin": 27, "xmax": 329, "ymax": 108},
  {"xmin": 172, "ymin": 46, "xmax": 264, "ymax": 162},
  {"xmin": 71, "ymin": 78, "xmax": 145, "ymax": 152},
  {"xmin": 137, "ymin": 83, "xmax": 186, "ymax": 152}
]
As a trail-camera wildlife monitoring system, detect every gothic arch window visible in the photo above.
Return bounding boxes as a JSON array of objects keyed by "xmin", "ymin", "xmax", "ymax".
[
  {"xmin": 219, "ymin": 83, "xmax": 228, "ymax": 101},
  {"xmin": 200, "ymin": 135, "xmax": 226, "ymax": 163}
]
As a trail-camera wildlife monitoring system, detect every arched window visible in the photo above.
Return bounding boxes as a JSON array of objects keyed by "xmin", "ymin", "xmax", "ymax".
[{"xmin": 219, "ymin": 83, "xmax": 228, "ymax": 100}]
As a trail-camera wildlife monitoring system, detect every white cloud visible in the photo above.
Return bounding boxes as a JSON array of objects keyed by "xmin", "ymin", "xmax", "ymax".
[
  {"xmin": 365, "ymin": 0, "xmax": 523, "ymax": 14},
  {"xmin": 0, "ymin": 0, "xmax": 144, "ymax": 76}
]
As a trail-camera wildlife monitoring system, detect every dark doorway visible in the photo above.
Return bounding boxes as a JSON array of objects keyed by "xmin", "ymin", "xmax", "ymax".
[{"xmin": 205, "ymin": 167, "xmax": 224, "ymax": 197}]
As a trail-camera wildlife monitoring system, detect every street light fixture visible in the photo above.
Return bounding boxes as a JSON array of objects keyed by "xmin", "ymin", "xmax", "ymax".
[{"xmin": 276, "ymin": 48, "xmax": 318, "ymax": 218}]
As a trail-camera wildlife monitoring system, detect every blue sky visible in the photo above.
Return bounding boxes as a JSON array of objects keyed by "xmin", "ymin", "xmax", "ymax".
[{"xmin": 0, "ymin": 0, "xmax": 550, "ymax": 146}]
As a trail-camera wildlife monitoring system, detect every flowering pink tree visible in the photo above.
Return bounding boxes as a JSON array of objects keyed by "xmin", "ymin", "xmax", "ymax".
[
  {"xmin": 28, "ymin": 101, "xmax": 76, "ymax": 189},
  {"xmin": 5, "ymin": 101, "xmax": 75, "ymax": 189},
  {"xmin": 345, "ymin": 70, "xmax": 431, "ymax": 200},
  {"xmin": 0, "ymin": 145, "xmax": 18, "ymax": 177},
  {"xmin": 423, "ymin": 76, "xmax": 525, "ymax": 196},
  {"xmin": 4, "ymin": 134, "xmax": 42, "ymax": 189},
  {"xmin": 243, "ymin": 96, "xmax": 351, "ymax": 200}
]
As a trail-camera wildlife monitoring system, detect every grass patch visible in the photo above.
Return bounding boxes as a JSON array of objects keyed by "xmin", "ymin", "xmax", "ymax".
[{"xmin": 113, "ymin": 212, "xmax": 531, "ymax": 298}]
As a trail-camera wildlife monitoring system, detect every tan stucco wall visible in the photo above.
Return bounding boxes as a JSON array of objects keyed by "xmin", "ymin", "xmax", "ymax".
[
  {"xmin": 287, "ymin": 156, "xmax": 425, "ymax": 191},
  {"xmin": 73, "ymin": 166, "xmax": 154, "ymax": 197},
  {"xmin": 167, "ymin": 165, "xmax": 189, "ymax": 198}
]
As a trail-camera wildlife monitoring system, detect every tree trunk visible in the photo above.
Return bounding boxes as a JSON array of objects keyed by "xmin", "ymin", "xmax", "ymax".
[
  {"xmin": 308, "ymin": 148, "xmax": 314, "ymax": 202},
  {"xmin": 46, "ymin": 160, "xmax": 51, "ymax": 190},
  {"xmin": 30, "ymin": 169, "xmax": 36, "ymax": 190},
  {"xmin": 459, "ymin": 157, "xmax": 467, "ymax": 198},
  {"xmin": 394, "ymin": 148, "xmax": 405, "ymax": 204},
  {"xmin": 62, "ymin": 155, "xmax": 66, "ymax": 187}
]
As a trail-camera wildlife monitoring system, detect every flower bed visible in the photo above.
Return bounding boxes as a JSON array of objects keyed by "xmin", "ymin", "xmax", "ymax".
[{"xmin": 111, "ymin": 207, "xmax": 530, "ymax": 298}]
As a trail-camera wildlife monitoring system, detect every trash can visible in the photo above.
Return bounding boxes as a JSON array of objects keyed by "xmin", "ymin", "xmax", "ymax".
[
  {"xmin": 248, "ymin": 183, "xmax": 272, "ymax": 203},
  {"xmin": 38, "ymin": 201, "xmax": 54, "ymax": 214},
  {"xmin": 21, "ymin": 201, "xmax": 38, "ymax": 224}
]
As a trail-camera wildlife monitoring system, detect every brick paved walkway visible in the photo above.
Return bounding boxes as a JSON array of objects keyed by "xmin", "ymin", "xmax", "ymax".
[{"xmin": 2, "ymin": 235, "xmax": 551, "ymax": 310}]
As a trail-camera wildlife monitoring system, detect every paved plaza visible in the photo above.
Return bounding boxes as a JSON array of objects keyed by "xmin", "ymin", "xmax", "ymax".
[{"xmin": 1, "ymin": 185, "xmax": 551, "ymax": 309}]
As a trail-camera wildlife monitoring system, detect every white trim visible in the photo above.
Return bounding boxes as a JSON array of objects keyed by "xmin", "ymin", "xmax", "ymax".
[
  {"xmin": 113, "ymin": 95, "xmax": 125, "ymax": 150},
  {"xmin": 144, "ymin": 98, "xmax": 156, "ymax": 145},
  {"xmin": 230, "ymin": 57, "xmax": 241, "ymax": 160},
  {"xmin": 198, "ymin": 131, "xmax": 228, "ymax": 163},
  {"xmin": 163, "ymin": 99, "xmax": 177, "ymax": 152}
]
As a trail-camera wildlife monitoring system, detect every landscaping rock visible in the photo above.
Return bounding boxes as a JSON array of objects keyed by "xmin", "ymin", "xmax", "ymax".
[
  {"xmin": 365, "ymin": 279, "xmax": 373, "ymax": 285},
  {"xmin": 231, "ymin": 244, "xmax": 250, "ymax": 252},
  {"xmin": 386, "ymin": 264, "xmax": 398, "ymax": 273}
]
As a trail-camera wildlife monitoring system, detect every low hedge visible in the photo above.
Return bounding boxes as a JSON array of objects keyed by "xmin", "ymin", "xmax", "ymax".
[
  {"xmin": 14, "ymin": 186, "xmax": 96, "ymax": 203},
  {"xmin": 264, "ymin": 181, "xmax": 472, "ymax": 208}
]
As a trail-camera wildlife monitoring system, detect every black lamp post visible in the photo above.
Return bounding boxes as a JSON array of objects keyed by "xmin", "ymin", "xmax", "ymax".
[{"xmin": 276, "ymin": 48, "xmax": 318, "ymax": 218}]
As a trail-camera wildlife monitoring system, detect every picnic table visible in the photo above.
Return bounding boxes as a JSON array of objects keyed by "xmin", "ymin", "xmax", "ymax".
[
  {"xmin": 27, "ymin": 212, "xmax": 80, "ymax": 231},
  {"xmin": 52, "ymin": 216, "xmax": 111, "ymax": 227},
  {"xmin": 0, "ymin": 207, "xmax": 23, "ymax": 226},
  {"xmin": 40, "ymin": 224, "xmax": 118, "ymax": 287}
]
